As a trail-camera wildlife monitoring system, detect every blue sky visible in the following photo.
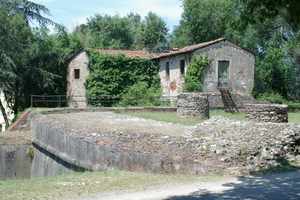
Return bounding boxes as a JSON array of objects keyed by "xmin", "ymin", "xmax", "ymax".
[{"xmin": 32, "ymin": 0, "xmax": 183, "ymax": 32}]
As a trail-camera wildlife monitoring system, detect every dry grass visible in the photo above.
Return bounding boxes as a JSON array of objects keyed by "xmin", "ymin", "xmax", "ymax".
[{"xmin": 0, "ymin": 170, "xmax": 221, "ymax": 200}]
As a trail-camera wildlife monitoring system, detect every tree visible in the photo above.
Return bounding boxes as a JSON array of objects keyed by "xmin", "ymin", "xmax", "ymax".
[
  {"xmin": 240, "ymin": 0, "xmax": 300, "ymax": 30},
  {"xmin": 139, "ymin": 12, "xmax": 169, "ymax": 52},
  {"xmin": 0, "ymin": 0, "xmax": 58, "ymax": 27},
  {"xmin": 172, "ymin": 0, "xmax": 231, "ymax": 46},
  {"xmin": 81, "ymin": 15, "xmax": 135, "ymax": 49}
]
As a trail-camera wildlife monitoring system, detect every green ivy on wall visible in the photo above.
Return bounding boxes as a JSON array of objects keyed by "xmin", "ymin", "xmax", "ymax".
[
  {"xmin": 184, "ymin": 55, "xmax": 210, "ymax": 92},
  {"xmin": 85, "ymin": 50, "xmax": 161, "ymax": 106}
]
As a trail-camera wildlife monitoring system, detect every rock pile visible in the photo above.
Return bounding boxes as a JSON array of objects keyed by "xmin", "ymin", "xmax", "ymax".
[
  {"xmin": 177, "ymin": 93, "xmax": 209, "ymax": 119},
  {"xmin": 245, "ymin": 104, "xmax": 288, "ymax": 123},
  {"xmin": 192, "ymin": 117, "xmax": 300, "ymax": 173}
]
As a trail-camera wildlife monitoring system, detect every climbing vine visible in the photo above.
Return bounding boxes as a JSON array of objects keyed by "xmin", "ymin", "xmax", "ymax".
[{"xmin": 184, "ymin": 55, "xmax": 210, "ymax": 92}]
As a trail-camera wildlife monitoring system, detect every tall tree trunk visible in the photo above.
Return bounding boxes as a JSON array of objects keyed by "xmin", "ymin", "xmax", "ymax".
[{"xmin": 0, "ymin": 98, "xmax": 9, "ymax": 129}]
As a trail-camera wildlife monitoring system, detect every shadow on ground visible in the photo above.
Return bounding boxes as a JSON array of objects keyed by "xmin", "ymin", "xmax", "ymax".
[{"xmin": 165, "ymin": 170, "xmax": 300, "ymax": 200}]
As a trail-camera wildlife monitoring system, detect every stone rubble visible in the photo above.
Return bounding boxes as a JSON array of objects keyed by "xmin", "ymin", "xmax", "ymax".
[{"xmin": 192, "ymin": 116, "xmax": 300, "ymax": 173}]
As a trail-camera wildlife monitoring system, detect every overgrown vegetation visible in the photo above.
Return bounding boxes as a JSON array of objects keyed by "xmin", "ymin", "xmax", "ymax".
[
  {"xmin": 86, "ymin": 51, "xmax": 161, "ymax": 106},
  {"xmin": 184, "ymin": 56, "xmax": 210, "ymax": 92},
  {"xmin": 118, "ymin": 82, "xmax": 161, "ymax": 107}
]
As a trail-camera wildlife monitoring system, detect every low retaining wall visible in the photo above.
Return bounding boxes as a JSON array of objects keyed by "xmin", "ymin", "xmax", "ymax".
[
  {"xmin": 245, "ymin": 104, "xmax": 289, "ymax": 123},
  {"xmin": 177, "ymin": 93, "xmax": 209, "ymax": 118},
  {"xmin": 31, "ymin": 113, "xmax": 227, "ymax": 175}
]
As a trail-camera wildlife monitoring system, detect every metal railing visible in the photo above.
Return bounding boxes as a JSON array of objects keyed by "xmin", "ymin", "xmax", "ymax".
[
  {"xmin": 30, "ymin": 95, "xmax": 67, "ymax": 108},
  {"xmin": 31, "ymin": 95, "xmax": 177, "ymax": 108}
]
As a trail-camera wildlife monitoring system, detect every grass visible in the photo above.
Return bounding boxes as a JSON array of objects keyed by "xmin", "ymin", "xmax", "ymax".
[
  {"xmin": 288, "ymin": 112, "xmax": 300, "ymax": 124},
  {"xmin": 0, "ymin": 170, "xmax": 221, "ymax": 200},
  {"xmin": 120, "ymin": 110, "xmax": 300, "ymax": 125},
  {"xmin": 120, "ymin": 110, "xmax": 246, "ymax": 126}
]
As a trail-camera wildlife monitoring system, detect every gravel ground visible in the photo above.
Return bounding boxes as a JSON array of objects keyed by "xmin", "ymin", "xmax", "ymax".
[{"xmin": 46, "ymin": 112, "xmax": 193, "ymax": 137}]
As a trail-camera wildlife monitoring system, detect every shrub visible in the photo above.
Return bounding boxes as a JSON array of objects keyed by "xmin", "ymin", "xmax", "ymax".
[
  {"xmin": 184, "ymin": 56, "xmax": 209, "ymax": 92},
  {"xmin": 86, "ymin": 51, "xmax": 160, "ymax": 106},
  {"xmin": 257, "ymin": 92, "xmax": 286, "ymax": 104},
  {"xmin": 119, "ymin": 82, "xmax": 161, "ymax": 106}
]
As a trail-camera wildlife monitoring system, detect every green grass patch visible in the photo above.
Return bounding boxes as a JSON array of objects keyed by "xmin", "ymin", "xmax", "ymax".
[
  {"xmin": 120, "ymin": 110, "xmax": 300, "ymax": 125},
  {"xmin": 288, "ymin": 112, "xmax": 300, "ymax": 124},
  {"xmin": 120, "ymin": 110, "xmax": 246, "ymax": 125},
  {"xmin": 0, "ymin": 170, "xmax": 221, "ymax": 200}
]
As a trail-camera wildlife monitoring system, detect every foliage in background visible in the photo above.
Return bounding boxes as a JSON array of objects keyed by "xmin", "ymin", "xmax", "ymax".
[
  {"xmin": 171, "ymin": 0, "xmax": 300, "ymax": 101},
  {"xmin": 184, "ymin": 56, "xmax": 210, "ymax": 92},
  {"xmin": 86, "ymin": 52, "xmax": 160, "ymax": 106},
  {"xmin": 0, "ymin": 1, "xmax": 82, "ymax": 126},
  {"xmin": 256, "ymin": 92, "xmax": 286, "ymax": 104},
  {"xmin": 171, "ymin": 0, "xmax": 231, "ymax": 47},
  {"xmin": 119, "ymin": 82, "xmax": 161, "ymax": 107},
  {"xmin": 72, "ymin": 12, "xmax": 168, "ymax": 52}
]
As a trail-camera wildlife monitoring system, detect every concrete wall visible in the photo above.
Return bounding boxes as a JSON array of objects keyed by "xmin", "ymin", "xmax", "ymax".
[
  {"xmin": 0, "ymin": 144, "xmax": 32, "ymax": 180},
  {"xmin": 67, "ymin": 51, "xmax": 89, "ymax": 108},
  {"xmin": 159, "ymin": 41, "xmax": 255, "ymax": 97},
  {"xmin": 31, "ymin": 114, "xmax": 228, "ymax": 175},
  {"xmin": 31, "ymin": 144, "xmax": 84, "ymax": 177}
]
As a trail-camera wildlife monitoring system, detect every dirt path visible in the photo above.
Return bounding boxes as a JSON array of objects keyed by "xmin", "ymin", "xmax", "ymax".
[{"xmin": 74, "ymin": 171, "xmax": 300, "ymax": 200}]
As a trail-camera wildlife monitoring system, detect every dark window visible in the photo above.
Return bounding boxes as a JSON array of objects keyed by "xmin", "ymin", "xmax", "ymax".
[
  {"xmin": 166, "ymin": 62, "xmax": 170, "ymax": 79},
  {"xmin": 180, "ymin": 60, "xmax": 185, "ymax": 76},
  {"xmin": 74, "ymin": 69, "xmax": 80, "ymax": 79},
  {"xmin": 218, "ymin": 60, "xmax": 230, "ymax": 88}
]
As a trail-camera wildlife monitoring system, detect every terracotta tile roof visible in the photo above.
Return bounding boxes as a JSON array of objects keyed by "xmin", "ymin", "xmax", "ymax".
[
  {"xmin": 90, "ymin": 49, "xmax": 157, "ymax": 59},
  {"xmin": 154, "ymin": 38, "xmax": 226, "ymax": 59}
]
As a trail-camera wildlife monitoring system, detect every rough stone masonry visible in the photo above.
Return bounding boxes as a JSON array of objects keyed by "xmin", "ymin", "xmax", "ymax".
[
  {"xmin": 177, "ymin": 93, "xmax": 209, "ymax": 119},
  {"xmin": 245, "ymin": 104, "xmax": 289, "ymax": 123}
]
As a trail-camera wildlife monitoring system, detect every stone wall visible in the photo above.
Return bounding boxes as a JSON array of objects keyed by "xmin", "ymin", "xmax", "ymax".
[
  {"xmin": 67, "ymin": 51, "xmax": 89, "ymax": 108},
  {"xmin": 177, "ymin": 93, "xmax": 209, "ymax": 119},
  {"xmin": 245, "ymin": 104, "xmax": 289, "ymax": 123},
  {"xmin": 159, "ymin": 41, "xmax": 255, "ymax": 97}
]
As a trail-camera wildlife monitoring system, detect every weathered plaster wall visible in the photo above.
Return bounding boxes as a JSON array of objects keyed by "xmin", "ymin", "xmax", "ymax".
[
  {"xmin": 159, "ymin": 41, "xmax": 255, "ymax": 97},
  {"xmin": 67, "ymin": 51, "xmax": 89, "ymax": 108},
  {"xmin": 0, "ymin": 144, "xmax": 32, "ymax": 180},
  {"xmin": 195, "ymin": 41, "xmax": 255, "ymax": 95},
  {"xmin": 159, "ymin": 54, "xmax": 191, "ymax": 97}
]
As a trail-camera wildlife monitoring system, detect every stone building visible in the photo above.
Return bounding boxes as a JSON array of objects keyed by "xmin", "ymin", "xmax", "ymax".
[
  {"xmin": 67, "ymin": 49, "xmax": 154, "ymax": 108},
  {"xmin": 155, "ymin": 38, "xmax": 256, "ymax": 107},
  {"xmin": 67, "ymin": 38, "xmax": 256, "ymax": 108}
]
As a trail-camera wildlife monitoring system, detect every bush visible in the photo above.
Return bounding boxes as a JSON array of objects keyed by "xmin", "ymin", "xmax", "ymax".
[
  {"xmin": 119, "ymin": 82, "xmax": 161, "ymax": 106},
  {"xmin": 184, "ymin": 56, "xmax": 209, "ymax": 92},
  {"xmin": 257, "ymin": 92, "xmax": 286, "ymax": 104},
  {"xmin": 86, "ymin": 51, "xmax": 160, "ymax": 106}
]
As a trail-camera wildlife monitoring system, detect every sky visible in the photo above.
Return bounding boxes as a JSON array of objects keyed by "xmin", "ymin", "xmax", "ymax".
[{"xmin": 32, "ymin": 0, "xmax": 183, "ymax": 32}]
